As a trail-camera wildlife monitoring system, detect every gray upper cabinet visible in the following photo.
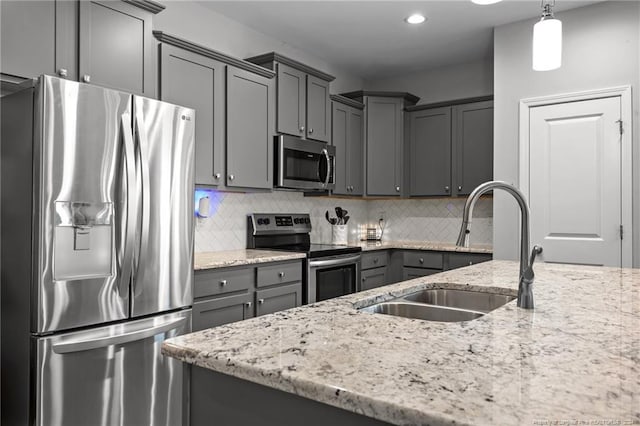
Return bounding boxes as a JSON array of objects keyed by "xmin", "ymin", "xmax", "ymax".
[
  {"xmin": 409, "ymin": 107, "xmax": 452, "ymax": 197},
  {"xmin": 226, "ymin": 66, "xmax": 274, "ymax": 189},
  {"xmin": 406, "ymin": 98, "xmax": 493, "ymax": 198},
  {"xmin": 79, "ymin": 0, "xmax": 156, "ymax": 96},
  {"xmin": 159, "ymin": 44, "xmax": 225, "ymax": 186},
  {"xmin": 276, "ymin": 63, "xmax": 306, "ymax": 137},
  {"xmin": 246, "ymin": 52, "xmax": 335, "ymax": 143},
  {"xmin": 365, "ymin": 96, "xmax": 404, "ymax": 196},
  {"xmin": 331, "ymin": 95, "xmax": 364, "ymax": 196},
  {"xmin": 155, "ymin": 32, "xmax": 276, "ymax": 191},
  {"xmin": 452, "ymin": 101, "xmax": 494, "ymax": 196}
]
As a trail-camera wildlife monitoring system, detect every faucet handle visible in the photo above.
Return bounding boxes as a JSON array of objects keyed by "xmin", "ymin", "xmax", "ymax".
[{"xmin": 529, "ymin": 245, "xmax": 543, "ymax": 267}]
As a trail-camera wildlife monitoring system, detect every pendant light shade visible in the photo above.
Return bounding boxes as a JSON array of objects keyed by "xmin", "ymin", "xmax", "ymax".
[{"xmin": 532, "ymin": 1, "xmax": 562, "ymax": 71}]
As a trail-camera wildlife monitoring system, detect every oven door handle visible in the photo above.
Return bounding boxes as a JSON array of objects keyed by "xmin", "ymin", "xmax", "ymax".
[{"xmin": 309, "ymin": 255, "xmax": 361, "ymax": 269}]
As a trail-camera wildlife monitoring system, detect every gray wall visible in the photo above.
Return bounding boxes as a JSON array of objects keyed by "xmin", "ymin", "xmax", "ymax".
[
  {"xmin": 364, "ymin": 58, "xmax": 493, "ymax": 104},
  {"xmin": 154, "ymin": 1, "xmax": 364, "ymax": 94},
  {"xmin": 493, "ymin": 1, "xmax": 640, "ymax": 266}
]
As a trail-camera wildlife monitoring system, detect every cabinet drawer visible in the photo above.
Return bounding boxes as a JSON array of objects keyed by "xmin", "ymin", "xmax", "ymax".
[
  {"xmin": 446, "ymin": 253, "xmax": 492, "ymax": 271},
  {"xmin": 403, "ymin": 251, "xmax": 443, "ymax": 269},
  {"xmin": 192, "ymin": 292, "xmax": 254, "ymax": 331},
  {"xmin": 361, "ymin": 251, "xmax": 388, "ymax": 270},
  {"xmin": 256, "ymin": 261, "xmax": 302, "ymax": 287},
  {"xmin": 361, "ymin": 267, "xmax": 387, "ymax": 291},
  {"xmin": 194, "ymin": 267, "xmax": 254, "ymax": 298},
  {"xmin": 256, "ymin": 282, "xmax": 302, "ymax": 316},
  {"xmin": 402, "ymin": 267, "xmax": 441, "ymax": 281}
]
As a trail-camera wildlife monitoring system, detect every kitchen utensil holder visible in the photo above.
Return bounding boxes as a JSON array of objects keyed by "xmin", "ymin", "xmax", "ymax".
[{"xmin": 332, "ymin": 225, "xmax": 348, "ymax": 245}]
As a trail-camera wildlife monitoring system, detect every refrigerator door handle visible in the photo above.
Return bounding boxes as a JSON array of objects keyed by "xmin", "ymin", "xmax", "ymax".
[
  {"xmin": 133, "ymin": 113, "xmax": 151, "ymax": 296},
  {"xmin": 51, "ymin": 317, "xmax": 187, "ymax": 354},
  {"xmin": 120, "ymin": 113, "xmax": 137, "ymax": 298}
]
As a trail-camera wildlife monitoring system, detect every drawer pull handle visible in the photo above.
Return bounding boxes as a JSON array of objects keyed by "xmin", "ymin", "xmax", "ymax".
[
  {"xmin": 373, "ymin": 258, "xmax": 379, "ymax": 264},
  {"xmin": 245, "ymin": 302, "xmax": 252, "ymax": 308},
  {"xmin": 362, "ymin": 277, "xmax": 366, "ymax": 281},
  {"xmin": 258, "ymin": 298, "xmax": 265, "ymax": 304},
  {"xmin": 419, "ymin": 258, "xmax": 424, "ymax": 264},
  {"xmin": 278, "ymin": 272, "xmax": 285, "ymax": 278},
  {"xmin": 220, "ymin": 280, "xmax": 227, "ymax": 286}
]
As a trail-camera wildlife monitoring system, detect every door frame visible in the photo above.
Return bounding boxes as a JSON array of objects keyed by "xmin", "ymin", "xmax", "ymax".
[{"xmin": 518, "ymin": 86, "xmax": 633, "ymax": 267}]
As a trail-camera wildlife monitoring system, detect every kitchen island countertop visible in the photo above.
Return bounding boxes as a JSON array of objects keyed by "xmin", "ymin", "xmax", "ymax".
[
  {"xmin": 167, "ymin": 260, "xmax": 639, "ymax": 425},
  {"xmin": 356, "ymin": 240, "xmax": 492, "ymax": 254}
]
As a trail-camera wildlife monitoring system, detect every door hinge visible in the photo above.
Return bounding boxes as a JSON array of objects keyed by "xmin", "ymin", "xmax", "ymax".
[
  {"xmin": 616, "ymin": 119, "xmax": 624, "ymax": 135},
  {"xmin": 620, "ymin": 225, "xmax": 624, "ymax": 240}
]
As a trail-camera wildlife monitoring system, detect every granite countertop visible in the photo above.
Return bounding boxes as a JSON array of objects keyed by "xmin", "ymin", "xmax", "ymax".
[
  {"xmin": 165, "ymin": 260, "xmax": 639, "ymax": 424},
  {"xmin": 356, "ymin": 240, "xmax": 493, "ymax": 254},
  {"xmin": 194, "ymin": 250, "xmax": 306, "ymax": 270}
]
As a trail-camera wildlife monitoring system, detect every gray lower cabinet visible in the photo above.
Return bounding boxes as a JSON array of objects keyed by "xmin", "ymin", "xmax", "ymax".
[
  {"xmin": 452, "ymin": 101, "xmax": 494, "ymax": 196},
  {"xmin": 409, "ymin": 107, "xmax": 452, "ymax": 196},
  {"xmin": 331, "ymin": 97, "xmax": 364, "ymax": 196},
  {"xmin": 256, "ymin": 283, "xmax": 302, "ymax": 317},
  {"xmin": 226, "ymin": 66, "xmax": 274, "ymax": 189},
  {"xmin": 407, "ymin": 99, "xmax": 493, "ymax": 198},
  {"xmin": 306, "ymin": 75, "xmax": 331, "ymax": 142},
  {"xmin": 193, "ymin": 292, "xmax": 254, "ymax": 331},
  {"xmin": 79, "ymin": 0, "xmax": 156, "ymax": 96},
  {"xmin": 365, "ymin": 96, "xmax": 404, "ymax": 196},
  {"xmin": 402, "ymin": 267, "xmax": 441, "ymax": 281},
  {"xmin": 361, "ymin": 267, "xmax": 387, "ymax": 291},
  {"xmin": 159, "ymin": 44, "xmax": 225, "ymax": 186},
  {"xmin": 445, "ymin": 253, "xmax": 492, "ymax": 270}
]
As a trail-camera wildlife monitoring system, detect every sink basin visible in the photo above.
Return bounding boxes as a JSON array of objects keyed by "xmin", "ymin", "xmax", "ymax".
[
  {"xmin": 361, "ymin": 302, "xmax": 483, "ymax": 322},
  {"xmin": 359, "ymin": 288, "xmax": 515, "ymax": 323},
  {"xmin": 402, "ymin": 289, "xmax": 515, "ymax": 313}
]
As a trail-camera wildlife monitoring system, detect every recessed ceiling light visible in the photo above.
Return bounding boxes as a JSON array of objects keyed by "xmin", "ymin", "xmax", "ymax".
[
  {"xmin": 471, "ymin": 0, "xmax": 503, "ymax": 5},
  {"xmin": 405, "ymin": 14, "xmax": 426, "ymax": 25}
]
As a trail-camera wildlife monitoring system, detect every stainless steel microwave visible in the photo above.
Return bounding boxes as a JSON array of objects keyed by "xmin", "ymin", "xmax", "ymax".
[{"xmin": 275, "ymin": 135, "xmax": 335, "ymax": 190}]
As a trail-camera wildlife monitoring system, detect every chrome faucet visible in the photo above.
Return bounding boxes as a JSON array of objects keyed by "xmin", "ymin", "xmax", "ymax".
[{"xmin": 455, "ymin": 181, "xmax": 543, "ymax": 309}]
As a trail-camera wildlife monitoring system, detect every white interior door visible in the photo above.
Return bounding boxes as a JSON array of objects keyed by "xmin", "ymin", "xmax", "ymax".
[{"xmin": 529, "ymin": 96, "xmax": 623, "ymax": 266}]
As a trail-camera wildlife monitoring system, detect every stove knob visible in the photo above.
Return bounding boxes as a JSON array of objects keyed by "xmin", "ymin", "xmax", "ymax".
[
  {"xmin": 264, "ymin": 218, "xmax": 270, "ymax": 225},
  {"xmin": 257, "ymin": 218, "xmax": 264, "ymax": 225},
  {"xmin": 294, "ymin": 218, "xmax": 300, "ymax": 224},
  {"xmin": 305, "ymin": 218, "xmax": 311, "ymax": 224}
]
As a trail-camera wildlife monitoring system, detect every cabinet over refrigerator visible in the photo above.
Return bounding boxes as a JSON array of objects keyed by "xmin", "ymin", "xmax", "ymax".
[{"xmin": 1, "ymin": 75, "xmax": 195, "ymax": 426}]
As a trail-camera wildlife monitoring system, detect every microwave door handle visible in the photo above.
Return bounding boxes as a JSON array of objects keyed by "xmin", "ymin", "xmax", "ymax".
[{"xmin": 321, "ymin": 148, "xmax": 331, "ymax": 186}]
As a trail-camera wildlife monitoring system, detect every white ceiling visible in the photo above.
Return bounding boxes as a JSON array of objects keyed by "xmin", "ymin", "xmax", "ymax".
[{"xmin": 199, "ymin": 1, "xmax": 599, "ymax": 80}]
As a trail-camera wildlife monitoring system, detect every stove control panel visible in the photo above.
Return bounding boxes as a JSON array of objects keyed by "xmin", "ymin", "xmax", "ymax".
[{"xmin": 249, "ymin": 213, "xmax": 311, "ymax": 235}]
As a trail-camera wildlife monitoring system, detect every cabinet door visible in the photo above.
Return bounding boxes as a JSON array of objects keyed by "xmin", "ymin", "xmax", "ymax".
[
  {"xmin": 1, "ymin": 0, "xmax": 77, "ymax": 81},
  {"xmin": 361, "ymin": 267, "xmax": 387, "ymax": 291},
  {"xmin": 331, "ymin": 102, "xmax": 349, "ymax": 195},
  {"xmin": 256, "ymin": 283, "xmax": 302, "ymax": 317},
  {"xmin": 79, "ymin": 0, "xmax": 154, "ymax": 97},
  {"xmin": 159, "ymin": 44, "xmax": 225, "ymax": 186},
  {"xmin": 193, "ymin": 292, "xmax": 254, "ymax": 331},
  {"xmin": 276, "ymin": 63, "xmax": 305, "ymax": 137},
  {"xmin": 365, "ymin": 97, "xmax": 403, "ymax": 196},
  {"xmin": 348, "ymin": 108, "xmax": 364, "ymax": 195},
  {"xmin": 226, "ymin": 66, "xmax": 274, "ymax": 189},
  {"xmin": 409, "ymin": 107, "xmax": 452, "ymax": 196},
  {"xmin": 452, "ymin": 101, "xmax": 493, "ymax": 196},
  {"xmin": 306, "ymin": 75, "xmax": 330, "ymax": 142},
  {"xmin": 402, "ymin": 267, "xmax": 441, "ymax": 281},
  {"xmin": 445, "ymin": 253, "xmax": 492, "ymax": 271}
]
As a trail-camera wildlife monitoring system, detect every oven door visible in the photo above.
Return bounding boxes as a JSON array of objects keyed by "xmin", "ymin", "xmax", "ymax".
[
  {"xmin": 276, "ymin": 135, "xmax": 335, "ymax": 190},
  {"xmin": 307, "ymin": 254, "xmax": 361, "ymax": 304}
]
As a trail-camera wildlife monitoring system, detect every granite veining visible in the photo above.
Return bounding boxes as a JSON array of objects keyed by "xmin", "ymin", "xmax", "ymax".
[
  {"xmin": 194, "ymin": 250, "xmax": 306, "ymax": 270},
  {"xmin": 357, "ymin": 240, "xmax": 493, "ymax": 254},
  {"xmin": 165, "ymin": 261, "xmax": 640, "ymax": 425}
]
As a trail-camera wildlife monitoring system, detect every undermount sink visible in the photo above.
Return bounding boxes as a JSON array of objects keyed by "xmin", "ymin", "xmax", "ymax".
[{"xmin": 360, "ymin": 288, "xmax": 515, "ymax": 323}]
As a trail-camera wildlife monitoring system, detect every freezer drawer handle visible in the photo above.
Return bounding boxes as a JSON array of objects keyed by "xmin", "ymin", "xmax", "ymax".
[{"xmin": 52, "ymin": 317, "xmax": 187, "ymax": 354}]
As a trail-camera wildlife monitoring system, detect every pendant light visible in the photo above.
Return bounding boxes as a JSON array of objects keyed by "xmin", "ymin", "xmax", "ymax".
[{"xmin": 532, "ymin": 0, "xmax": 562, "ymax": 71}]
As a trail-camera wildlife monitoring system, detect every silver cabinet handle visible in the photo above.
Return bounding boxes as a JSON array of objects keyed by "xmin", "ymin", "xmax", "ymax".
[
  {"xmin": 445, "ymin": 186, "xmax": 450, "ymax": 192},
  {"xmin": 299, "ymin": 126, "xmax": 305, "ymax": 133},
  {"xmin": 258, "ymin": 298, "xmax": 265, "ymax": 304},
  {"xmin": 458, "ymin": 186, "xmax": 463, "ymax": 191},
  {"xmin": 362, "ymin": 277, "xmax": 366, "ymax": 281},
  {"xmin": 309, "ymin": 128, "xmax": 314, "ymax": 134},
  {"xmin": 373, "ymin": 258, "xmax": 379, "ymax": 264},
  {"xmin": 419, "ymin": 258, "xmax": 424, "ymax": 264},
  {"xmin": 278, "ymin": 272, "xmax": 285, "ymax": 278},
  {"xmin": 82, "ymin": 75, "xmax": 91, "ymax": 83},
  {"xmin": 220, "ymin": 280, "xmax": 227, "ymax": 286},
  {"xmin": 58, "ymin": 68, "xmax": 68, "ymax": 78},
  {"xmin": 228, "ymin": 174, "xmax": 235, "ymax": 181},
  {"xmin": 214, "ymin": 173, "xmax": 221, "ymax": 179},
  {"xmin": 245, "ymin": 302, "xmax": 252, "ymax": 308},
  {"xmin": 395, "ymin": 186, "xmax": 400, "ymax": 192}
]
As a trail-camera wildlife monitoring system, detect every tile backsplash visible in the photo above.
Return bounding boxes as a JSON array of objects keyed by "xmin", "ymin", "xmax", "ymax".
[{"xmin": 194, "ymin": 190, "xmax": 492, "ymax": 252}]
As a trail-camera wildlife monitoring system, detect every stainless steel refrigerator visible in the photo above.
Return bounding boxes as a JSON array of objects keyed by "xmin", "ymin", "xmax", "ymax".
[{"xmin": 1, "ymin": 75, "xmax": 195, "ymax": 426}]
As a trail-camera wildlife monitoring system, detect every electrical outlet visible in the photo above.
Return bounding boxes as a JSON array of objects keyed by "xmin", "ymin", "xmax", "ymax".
[{"xmin": 379, "ymin": 211, "xmax": 386, "ymax": 221}]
